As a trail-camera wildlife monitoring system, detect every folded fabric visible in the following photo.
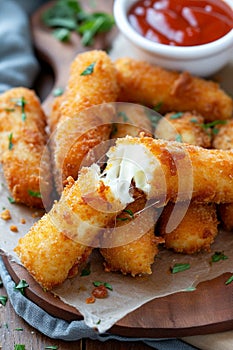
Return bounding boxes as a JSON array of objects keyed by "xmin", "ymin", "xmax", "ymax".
[
  {"xmin": 0, "ymin": 257, "xmax": 197, "ymax": 349},
  {"xmin": 0, "ymin": 0, "xmax": 39, "ymax": 93}
]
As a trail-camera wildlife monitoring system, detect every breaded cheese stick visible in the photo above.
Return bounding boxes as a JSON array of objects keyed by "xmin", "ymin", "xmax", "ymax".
[
  {"xmin": 155, "ymin": 112, "xmax": 211, "ymax": 148},
  {"xmin": 158, "ymin": 202, "xmax": 218, "ymax": 254},
  {"xmin": 101, "ymin": 136, "xmax": 233, "ymax": 205},
  {"xmin": 51, "ymin": 51, "xmax": 119, "ymax": 191},
  {"xmin": 0, "ymin": 87, "xmax": 52, "ymax": 208},
  {"xmin": 213, "ymin": 119, "xmax": 233, "ymax": 230},
  {"xmin": 15, "ymin": 170, "xmax": 125, "ymax": 290},
  {"xmin": 115, "ymin": 58, "xmax": 233, "ymax": 121}
]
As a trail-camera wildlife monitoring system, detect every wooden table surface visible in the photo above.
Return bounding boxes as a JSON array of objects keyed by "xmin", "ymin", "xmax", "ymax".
[{"xmin": 0, "ymin": 282, "xmax": 155, "ymax": 350}]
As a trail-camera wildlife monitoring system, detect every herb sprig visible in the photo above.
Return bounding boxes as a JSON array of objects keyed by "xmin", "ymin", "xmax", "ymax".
[{"xmin": 42, "ymin": 0, "xmax": 115, "ymax": 46}]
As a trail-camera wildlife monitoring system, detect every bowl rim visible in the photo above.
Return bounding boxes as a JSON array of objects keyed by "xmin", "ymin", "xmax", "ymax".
[{"xmin": 114, "ymin": 0, "xmax": 233, "ymax": 59}]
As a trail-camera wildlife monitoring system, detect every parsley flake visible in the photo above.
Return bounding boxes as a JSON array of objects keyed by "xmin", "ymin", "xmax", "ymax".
[
  {"xmin": 8, "ymin": 132, "xmax": 13, "ymax": 150},
  {"xmin": 80, "ymin": 62, "xmax": 96, "ymax": 76},
  {"xmin": 14, "ymin": 279, "xmax": 29, "ymax": 295},
  {"xmin": 153, "ymin": 101, "xmax": 163, "ymax": 112},
  {"xmin": 225, "ymin": 275, "xmax": 233, "ymax": 285},
  {"xmin": 118, "ymin": 111, "xmax": 129, "ymax": 122},
  {"xmin": 175, "ymin": 134, "xmax": 182, "ymax": 143},
  {"xmin": 0, "ymin": 295, "xmax": 8, "ymax": 306},
  {"xmin": 28, "ymin": 190, "xmax": 42, "ymax": 198},
  {"xmin": 14, "ymin": 345, "xmax": 25, "ymax": 350},
  {"xmin": 53, "ymin": 87, "xmax": 64, "ymax": 97},
  {"xmin": 93, "ymin": 281, "xmax": 113, "ymax": 290},
  {"xmin": 45, "ymin": 346, "xmax": 59, "ymax": 350},
  {"xmin": 8, "ymin": 196, "xmax": 16, "ymax": 204},
  {"xmin": 12, "ymin": 97, "xmax": 27, "ymax": 121},
  {"xmin": 171, "ymin": 263, "xmax": 190, "ymax": 274},
  {"xmin": 211, "ymin": 251, "xmax": 228, "ymax": 263},
  {"xmin": 81, "ymin": 262, "xmax": 91, "ymax": 276},
  {"xmin": 169, "ymin": 112, "xmax": 183, "ymax": 120}
]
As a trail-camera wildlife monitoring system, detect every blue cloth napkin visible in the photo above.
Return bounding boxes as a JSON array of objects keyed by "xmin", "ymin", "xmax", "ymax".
[{"xmin": 0, "ymin": 257, "xmax": 197, "ymax": 349}]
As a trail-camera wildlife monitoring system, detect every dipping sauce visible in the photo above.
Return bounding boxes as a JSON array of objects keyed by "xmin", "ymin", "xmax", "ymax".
[{"xmin": 128, "ymin": 0, "xmax": 233, "ymax": 46}]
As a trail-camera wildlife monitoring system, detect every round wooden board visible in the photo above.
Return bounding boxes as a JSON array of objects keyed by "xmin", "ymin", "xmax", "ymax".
[
  {"xmin": 3, "ymin": 256, "xmax": 233, "ymax": 338},
  {"xmin": 23, "ymin": 0, "xmax": 233, "ymax": 339}
]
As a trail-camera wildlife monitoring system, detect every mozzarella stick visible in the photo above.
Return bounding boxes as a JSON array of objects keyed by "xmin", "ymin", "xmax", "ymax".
[
  {"xmin": 15, "ymin": 170, "xmax": 125, "ymax": 290},
  {"xmin": 158, "ymin": 202, "xmax": 218, "ymax": 254},
  {"xmin": 0, "ymin": 87, "xmax": 52, "ymax": 208},
  {"xmin": 213, "ymin": 119, "xmax": 233, "ymax": 230},
  {"xmin": 101, "ymin": 136, "xmax": 233, "ymax": 205},
  {"xmin": 115, "ymin": 57, "xmax": 233, "ymax": 121},
  {"xmin": 50, "ymin": 51, "xmax": 119, "ymax": 191},
  {"xmin": 155, "ymin": 112, "xmax": 211, "ymax": 147}
]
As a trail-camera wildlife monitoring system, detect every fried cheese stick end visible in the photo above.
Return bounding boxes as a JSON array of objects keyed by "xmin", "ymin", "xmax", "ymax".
[
  {"xmin": 51, "ymin": 50, "xmax": 119, "ymax": 191},
  {"xmin": 0, "ymin": 87, "xmax": 52, "ymax": 208},
  {"xmin": 14, "ymin": 169, "xmax": 125, "ymax": 290},
  {"xmin": 115, "ymin": 57, "xmax": 233, "ymax": 121},
  {"xmin": 158, "ymin": 202, "xmax": 219, "ymax": 254}
]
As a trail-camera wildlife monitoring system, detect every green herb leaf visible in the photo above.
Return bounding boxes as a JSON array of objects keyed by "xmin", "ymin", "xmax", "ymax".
[
  {"xmin": 53, "ymin": 87, "xmax": 64, "ymax": 97},
  {"xmin": 93, "ymin": 281, "xmax": 113, "ymax": 290},
  {"xmin": 96, "ymin": 319, "xmax": 101, "ymax": 324},
  {"xmin": 15, "ymin": 328, "xmax": 24, "ymax": 331},
  {"xmin": 225, "ymin": 275, "xmax": 233, "ymax": 285},
  {"xmin": 153, "ymin": 102, "xmax": 163, "ymax": 112},
  {"xmin": 175, "ymin": 134, "xmax": 182, "ymax": 143},
  {"xmin": 200, "ymin": 120, "xmax": 227, "ymax": 129},
  {"xmin": 14, "ymin": 344, "xmax": 25, "ymax": 350},
  {"xmin": 8, "ymin": 132, "xmax": 13, "ymax": 150},
  {"xmin": 171, "ymin": 263, "xmax": 190, "ymax": 274},
  {"xmin": 0, "ymin": 295, "xmax": 8, "ymax": 306},
  {"xmin": 28, "ymin": 190, "xmax": 42, "ymax": 198},
  {"xmin": 185, "ymin": 286, "xmax": 196, "ymax": 292},
  {"xmin": 80, "ymin": 262, "xmax": 91, "ymax": 276},
  {"xmin": 53, "ymin": 28, "xmax": 71, "ymax": 41},
  {"xmin": 12, "ymin": 97, "xmax": 27, "ymax": 121},
  {"xmin": 117, "ymin": 111, "xmax": 129, "ymax": 122},
  {"xmin": 8, "ymin": 196, "xmax": 16, "ymax": 204},
  {"xmin": 45, "ymin": 346, "xmax": 59, "ymax": 350},
  {"xmin": 169, "ymin": 112, "xmax": 183, "ymax": 120},
  {"xmin": 14, "ymin": 279, "xmax": 29, "ymax": 295},
  {"xmin": 190, "ymin": 118, "xmax": 198, "ymax": 123},
  {"xmin": 123, "ymin": 209, "xmax": 134, "ymax": 218},
  {"xmin": 80, "ymin": 62, "xmax": 96, "ymax": 76},
  {"xmin": 211, "ymin": 251, "xmax": 228, "ymax": 263}
]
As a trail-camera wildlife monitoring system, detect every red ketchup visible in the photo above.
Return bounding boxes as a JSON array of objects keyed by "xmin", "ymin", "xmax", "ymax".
[{"xmin": 128, "ymin": 0, "xmax": 233, "ymax": 46}]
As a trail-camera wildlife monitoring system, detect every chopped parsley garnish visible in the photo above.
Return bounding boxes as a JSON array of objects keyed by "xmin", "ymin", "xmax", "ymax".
[
  {"xmin": 171, "ymin": 263, "xmax": 190, "ymax": 274},
  {"xmin": 14, "ymin": 328, "xmax": 24, "ymax": 331},
  {"xmin": 80, "ymin": 262, "xmax": 91, "ymax": 276},
  {"xmin": 117, "ymin": 111, "xmax": 129, "ymax": 122},
  {"xmin": 96, "ymin": 319, "xmax": 101, "ymax": 325},
  {"xmin": 211, "ymin": 251, "xmax": 228, "ymax": 263},
  {"xmin": 93, "ymin": 281, "xmax": 113, "ymax": 291},
  {"xmin": 28, "ymin": 190, "xmax": 42, "ymax": 198},
  {"xmin": 175, "ymin": 134, "xmax": 182, "ymax": 143},
  {"xmin": 80, "ymin": 62, "xmax": 96, "ymax": 76},
  {"xmin": 14, "ymin": 345, "xmax": 25, "ymax": 350},
  {"xmin": 8, "ymin": 196, "xmax": 16, "ymax": 204},
  {"xmin": 190, "ymin": 118, "xmax": 198, "ymax": 123},
  {"xmin": 116, "ymin": 217, "xmax": 129, "ymax": 222},
  {"xmin": 14, "ymin": 279, "xmax": 29, "ymax": 295},
  {"xmin": 225, "ymin": 275, "xmax": 233, "ymax": 285},
  {"xmin": 8, "ymin": 132, "xmax": 13, "ymax": 150},
  {"xmin": 200, "ymin": 120, "xmax": 227, "ymax": 129},
  {"xmin": 45, "ymin": 346, "xmax": 59, "ymax": 350},
  {"xmin": 153, "ymin": 101, "xmax": 163, "ymax": 112},
  {"xmin": 123, "ymin": 209, "xmax": 134, "ymax": 218},
  {"xmin": 12, "ymin": 97, "xmax": 27, "ymax": 121},
  {"xmin": 42, "ymin": 0, "xmax": 114, "ymax": 46},
  {"xmin": 0, "ymin": 295, "xmax": 8, "ymax": 306},
  {"xmin": 185, "ymin": 286, "xmax": 196, "ymax": 292},
  {"xmin": 52, "ymin": 87, "xmax": 64, "ymax": 97},
  {"xmin": 169, "ymin": 112, "xmax": 183, "ymax": 120}
]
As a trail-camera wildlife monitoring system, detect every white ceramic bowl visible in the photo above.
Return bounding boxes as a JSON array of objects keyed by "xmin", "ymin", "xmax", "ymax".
[{"xmin": 113, "ymin": 0, "xmax": 233, "ymax": 77}]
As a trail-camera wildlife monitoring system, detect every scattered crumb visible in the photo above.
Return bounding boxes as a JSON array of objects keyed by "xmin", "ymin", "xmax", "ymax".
[
  {"xmin": 1, "ymin": 209, "xmax": 11, "ymax": 220},
  {"xmin": 31, "ymin": 211, "xmax": 40, "ymax": 218},
  {"xmin": 86, "ymin": 296, "xmax": 95, "ymax": 304},
  {"xmin": 20, "ymin": 218, "xmax": 26, "ymax": 224},
  {"xmin": 10, "ymin": 225, "xmax": 18, "ymax": 233}
]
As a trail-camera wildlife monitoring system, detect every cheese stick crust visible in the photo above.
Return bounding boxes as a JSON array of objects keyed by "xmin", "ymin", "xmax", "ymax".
[
  {"xmin": 115, "ymin": 58, "xmax": 233, "ymax": 121},
  {"xmin": 0, "ymin": 87, "xmax": 52, "ymax": 208},
  {"xmin": 158, "ymin": 202, "xmax": 218, "ymax": 254},
  {"xmin": 104, "ymin": 136, "xmax": 233, "ymax": 204},
  {"xmin": 155, "ymin": 112, "xmax": 211, "ymax": 148},
  {"xmin": 51, "ymin": 51, "xmax": 119, "ymax": 190},
  {"xmin": 213, "ymin": 120, "xmax": 233, "ymax": 230},
  {"xmin": 15, "ymin": 173, "xmax": 124, "ymax": 290}
]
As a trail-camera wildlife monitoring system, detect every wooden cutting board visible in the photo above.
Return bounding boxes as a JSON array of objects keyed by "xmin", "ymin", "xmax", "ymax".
[{"xmin": 4, "ymin": 0, "xmax": 233, "ymax": 339}]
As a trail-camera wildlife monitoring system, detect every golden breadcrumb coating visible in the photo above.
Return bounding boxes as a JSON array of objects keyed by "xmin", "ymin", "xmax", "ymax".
[
  {"xmin": 156, "ymin": 112, "xmax": 211, "ymax": 148},
  {"xmin": 0, "ymin": 87, "xmax": 52, "ymax": 208},
  {"xmin": 212, "ymin": 119, "xmax": 233, "ymax": 230},
  {"xmin": 115, "ymin": 58, "xmax": 233, "ymax": 121},
  {"xmin": 14, "ymin": 172, "xmax": 124, "ymax": 290},
  {"xmin": 50, "ymin": 50, "xmax": 119, "ymax": 191},
  {"xmin": 158, "ymin": 202, "xmax": 219, "ymax": 254}
]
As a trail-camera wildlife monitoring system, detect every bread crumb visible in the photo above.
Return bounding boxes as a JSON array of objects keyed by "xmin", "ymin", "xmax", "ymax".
[
  {"xmin": 20, "ymin": 218, "xmax": 26, "ymax": 224},
  {"xmin": 1, "ymin": 209, "xmax": 11, "ymax": 220},
  {"xmin": 10, "ymin": 225, "xmax": 18, "ymax": 233}
]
